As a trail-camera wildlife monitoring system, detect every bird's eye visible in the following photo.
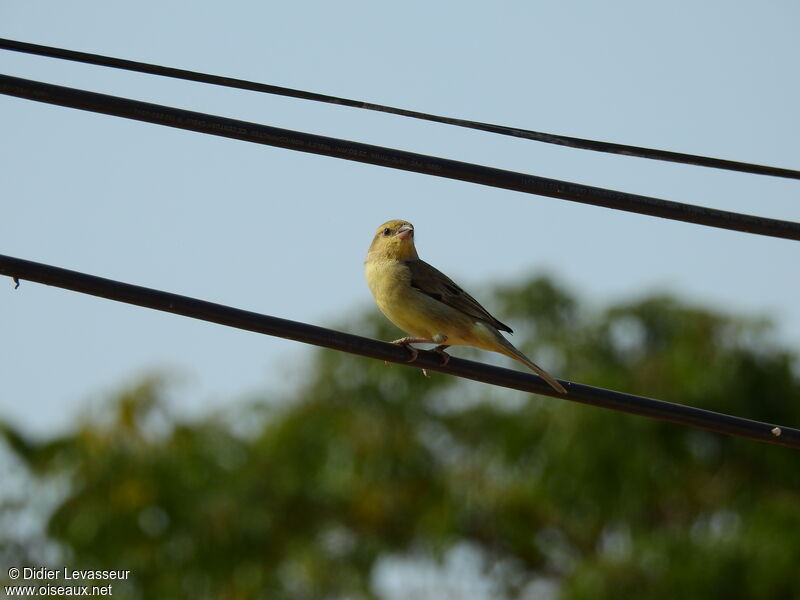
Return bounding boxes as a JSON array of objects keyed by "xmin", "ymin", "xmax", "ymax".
[{"xmin": 383, "ymin": 228, "xmax": 392, "ymax": 236}]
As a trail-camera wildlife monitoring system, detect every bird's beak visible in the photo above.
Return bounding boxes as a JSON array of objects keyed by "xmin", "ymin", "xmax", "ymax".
[{"xmin": 396, "ymin": 224, "xmax": 414, "ymax": 240}]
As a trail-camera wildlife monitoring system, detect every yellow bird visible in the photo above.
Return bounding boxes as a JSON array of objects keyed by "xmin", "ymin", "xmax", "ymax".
[{"xmin": 365, "ymin": 219, "xmax": 567, "ymax": 394}]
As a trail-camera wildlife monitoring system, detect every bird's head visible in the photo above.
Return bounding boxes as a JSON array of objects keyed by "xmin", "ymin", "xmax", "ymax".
[{"xmin": 368, "ymin": 219, "xmax": 418, "ymax": 260}]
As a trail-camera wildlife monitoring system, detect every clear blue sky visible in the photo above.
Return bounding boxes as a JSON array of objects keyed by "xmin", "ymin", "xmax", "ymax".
[{"xmin": 3, "ymin": 1, "xmax": 799, "ymax": 436}]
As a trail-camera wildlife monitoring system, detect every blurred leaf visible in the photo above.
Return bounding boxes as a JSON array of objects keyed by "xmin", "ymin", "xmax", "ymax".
[{"xmin": 2, "ymin": 276, "xmax": 799, "ymax": 599}]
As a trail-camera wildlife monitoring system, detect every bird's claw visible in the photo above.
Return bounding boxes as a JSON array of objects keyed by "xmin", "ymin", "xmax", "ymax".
[
  {"xmin": 433, "ymin": 344, "xmax": 451, "ymax": 367},
  {"xmin": 391, "ymin": 339, "xmax": 419, "ymax": 363},
  {"xmin": 390, "ymin": 338, "xmax": 445, "ymax": 377}
]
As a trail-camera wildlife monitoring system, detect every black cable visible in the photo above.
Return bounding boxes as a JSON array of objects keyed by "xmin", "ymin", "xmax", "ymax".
[
  {"xmin": 2, "ymin": 74, "xmax": 799, "ymax": 241},
  {"xmin": 1, "ymin": 37, "xmax": 798, "ymax": 181},
  {"xmin": 2, "ymin": 252, "xmax": 797, "ymax": 449}
]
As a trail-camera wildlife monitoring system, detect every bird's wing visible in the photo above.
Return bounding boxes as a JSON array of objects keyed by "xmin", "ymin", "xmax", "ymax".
[{"xmin": 404, "ymin": 259, "xmax": 513, "ymax": 334}]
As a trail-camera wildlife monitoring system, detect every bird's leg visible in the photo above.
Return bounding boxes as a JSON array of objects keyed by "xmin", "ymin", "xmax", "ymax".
[
  {"xmin": 432, "ymin": 344, "xmax": 451, "ymax": 366},
  {"xmin": 390, "ymin": 337, "xmax": 436, "ymax": 363},
  {"xmin": 430, "ymin": 335, "xmax": 450, "ymax": 367}
]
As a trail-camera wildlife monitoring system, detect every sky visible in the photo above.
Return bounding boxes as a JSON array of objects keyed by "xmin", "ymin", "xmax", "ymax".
[{"xmin": 2, "ymin": 0, "xmax": 799, "ymax": 437}]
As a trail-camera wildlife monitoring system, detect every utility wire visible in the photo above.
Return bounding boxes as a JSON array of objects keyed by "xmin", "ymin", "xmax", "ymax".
[
  {"xmin": 1, "ymin": 37, "xmax": 798, "ymax": 180},
  {"xmin": 2, "ymin": 252, "xmax": 798, "ymax": 449},
  {"xmin": 2, "ymin": 74, "xmax": 799, "ymax": 241}
]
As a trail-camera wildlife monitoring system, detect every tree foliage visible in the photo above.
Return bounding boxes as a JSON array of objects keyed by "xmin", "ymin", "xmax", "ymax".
[{"xmin": 2, "ymin": 276, "xmax": 799, "ymax": 599}]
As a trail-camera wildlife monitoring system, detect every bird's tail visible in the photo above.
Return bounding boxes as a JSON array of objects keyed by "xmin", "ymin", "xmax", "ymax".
[{"xmin": 493, "ymin": 335, "xmax": 567, "ymax": 394}]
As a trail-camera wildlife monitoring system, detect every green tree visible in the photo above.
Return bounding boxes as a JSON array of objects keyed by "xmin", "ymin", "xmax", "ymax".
[{"xmin": 2, "ymin": 276, "xmax": 799, "ymax": 599}]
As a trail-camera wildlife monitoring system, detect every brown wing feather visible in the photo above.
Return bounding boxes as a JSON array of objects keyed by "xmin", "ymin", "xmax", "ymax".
[{"xmin": 405, "ymin": 259, "xmax": 513, "ymax": 334}]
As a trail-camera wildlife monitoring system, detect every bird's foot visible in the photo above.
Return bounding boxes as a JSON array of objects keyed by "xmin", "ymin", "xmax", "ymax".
[
  {"xmin": 391, "ymin": 337, "xmax": 423, "ymax": 363},
  {"xmin": 391, "ymin": 336, "xmax": 444, "ymax": 376},
  {"xmin": 390, "ymin": 337, "xmax": 447, "ymax": 377},
  {"xmin": 432, "ymin": 344, "xmax": 451, "ymax": 367}
]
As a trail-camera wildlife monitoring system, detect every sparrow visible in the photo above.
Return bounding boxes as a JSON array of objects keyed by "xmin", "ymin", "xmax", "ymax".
[{"xmin": 364, "ymin": 219, "xmax": 566, "ymax": 394}]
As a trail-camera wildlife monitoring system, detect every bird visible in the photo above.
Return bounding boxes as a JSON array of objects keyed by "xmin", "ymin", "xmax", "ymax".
[{"xmin": 364, "ymin": 219, "xmax": 567, "ymax": 394}]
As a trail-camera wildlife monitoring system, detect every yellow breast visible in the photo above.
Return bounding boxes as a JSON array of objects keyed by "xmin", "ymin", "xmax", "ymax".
[{"xmin": 365, "ymin": 258, "xmax": 480, "ymax": 345}]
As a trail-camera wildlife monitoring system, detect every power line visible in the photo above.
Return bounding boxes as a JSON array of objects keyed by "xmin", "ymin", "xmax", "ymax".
[
  {"xmin": 2, "ymin": 252, "xmax": 797, "ymax": 449},
  {"xmin": 2, "ymin": 36, "xmax": 798, "ymax": 180},
  {"xmin": 2, "ymin": 74, "xmax": 799, "ymax": 242}
]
